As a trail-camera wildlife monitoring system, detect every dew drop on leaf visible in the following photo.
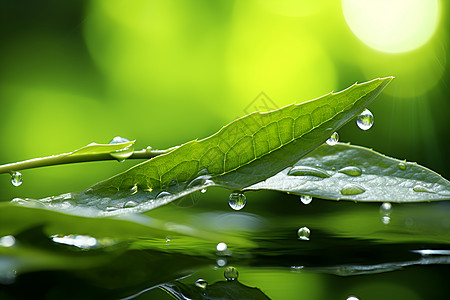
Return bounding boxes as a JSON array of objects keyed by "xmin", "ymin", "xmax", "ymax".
[
  {"xmin": 338, "ymin": 166, "xmax": 362, "ymax": 176},
  {"xmin": 195, "ymin": 279, "xmax": 208, "ymax": 289},
  {"xmin": 11, "ymin": 171, "xmax": 23, "ymax": 187},
  {"xmin": 109, "ymin": 136, "xmax": 133, "ymax": 162},
  {"xmin": 288, "ymin": 166, "xmax": 330, "ymax": 178},
  {"xmin": 300, "ymin": 195, "xmax": 312, "ymax": 205},
  {"xmin": 124, "ymin": 200, "xmax": 138, "ymax": 208},
  {"xmin": 297, "ymin": 227, "xmax": 310, "ymax": 240},
  {"xmin": 326, "ymin": 132, "xmax": 339, "ymax": 146},
  {"xmin": 224, "ymin": 266, "xmax": 239, "ymax": 281},
  {"xmin": 216, "ymin": 242, "xmax": 227, "ymax": 251},
  {"xmin": 156, "ymin": 191, "xmax": 172, "ymax": 199},
  {"xmin": 340, "ymin": 183, "xmax": 365, "ymax": 195},
  {"xmin": 412, "ymin": 185, "xmax": 435, "ymax": 193},
  {"xmin": 0, "ymin": 235, "xmax": 16, "ymax": 247},
  {"xmin": 228, "ymin": 192, "xmax": 246, "ymax": 210},
  {"xmin": 200, "ymin": 188, "xmax": 207, "ymax": 193},
  {"xmin": 398, "ymin": 161, "xmax": 407, "ymax": 170},
  {"xmin": 356, "ymin": 108, "xmax": 374, "ymax": 130}
]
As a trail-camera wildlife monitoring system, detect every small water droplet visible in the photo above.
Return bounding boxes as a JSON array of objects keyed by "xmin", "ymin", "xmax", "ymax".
[
  {"xmin": 188, "ymin": 175, "xmax": 215, "ymax": 189},
  {"xmin": 216, "ymin": 258, "xmax": 227, "ymax": 267},
  {"xmin": 109, "ymin": 136, "xmax": 133, "ymax": 162},
  {"xmin": 338, "ymin": 166, "xmax": 362, "ymax": 176},
  {"xmin": 224, "ymin": 266, "xmax": 239, "ymax": 281},
  {"xmin": 357, "ymin": 108, "xmax": 374, "ymax": 130},
  {"xmin": 0, "ymin": 235, "xmax": 16, "ymax": 247},
  {"xmin": 300, "ymin": 195, "xmax": 312, "ymax": 205},
  {"xmin": 398, "ymin": 161, "xmax": 407, "ymax": 170},
  {"xmin": 165, "ymin": 237, "xmax": 171, "ymax": 245},
  {"xmin": 156, "ymin": 191, "xmax": 172, "ymax": 199},
  {"xmin": 195, "ymin": 279, "xmax": 208, "ymax": 289},
  {"xmin": 380, "ymin": 202, "xmax": 392, "ymax": 214},
  {"xmin": 229, "ymin": 192, "xmax": 246, "ymax": 210},
  {"xmin": 412, "ymin": 185, "xmax": 435, "ymax": 193},
  {"xmin": 347, "ymin": 296, "xmax": 359, "ymax": 300},
  {"xmin": 340, "ymin": 183, "xmax": 365, "ymax": 195},
  {"xmin": 201, "ymin": 188, "xmax": 207, "ymax": 193},
  {"xmin": 216, "ymin": 242, "xmax": 227, "ymax": 252},
  {"xmin": 124, "ymin": 200, "xmax": 138, "ymax": 208},
  {"xmin": 51, "ymin": 234, "xmax": 98, "ymax": 249},
  {"xmin": 326, "ymin": 132, "xmax": 339, "ymax": 146},
  {"xmin": 11, "ymin": 172, "xmax": 23, "ymax": 187},
  {"xmin": 297, "ymin": 227, "xmax": 310, "ymax": 240},
  {"xmin": 288, "ymin": 166, "xmax": 330, "ymax": 178},
  {"xmin": 381, "ymin": 216, "xmax": 391, "ymax": 224}
]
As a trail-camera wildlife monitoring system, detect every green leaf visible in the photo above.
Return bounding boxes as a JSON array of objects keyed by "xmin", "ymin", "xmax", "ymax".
[
  {"xmin": 245, "ymin": 143, "xmax": 450, "ymax": 202},
  {"xmin": 20, "ymin": 77, "xmax": 392, "ymax": 215}
]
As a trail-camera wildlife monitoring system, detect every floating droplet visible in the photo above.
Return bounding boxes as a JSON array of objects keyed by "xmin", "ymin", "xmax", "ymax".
[
  {"xmin": 109, "ymin": 136, "xmax": 133, "ymax": 162},
  {"xmin": 340, "ymin": 183, "xmax": 365, "ymax": 195},
  {"xmin": 195, "ymin": 279, "xmax": 208, "ymax": 289},
  {"xmin": 216, "ymin": 242, "xmax": 227, "ymax": 252},
  {"xmin": 229, "ymin": 192, "xmax": 246, "ymax": 210},
  {"xmin": 300, "ymin": 195, "xmax": 312, "ymax": 205},
  {"xmin": 326, "ymin": 132, "xmax": 339, "ymax": 146},
  {"xmin": 288, "ymin": 166, "xmax": 330, "ymax": 178},
  {"xmin": 224, "ymin": 266, "xmax": 239, "ymax": 281},
  {"xmin": 11, "ymin": 172, "xmax": 23, "ymax": 187},
  {"xmin": 338, "ymin": 166, "xmax": 362, "ymax": 176},
  {"xmin": 201, "ymin": 188, "xmax": 207, "ymax": 193},
  {"xmin": 380, "ymin": 202, "xmax": 392, "ymax": 214},
  {"xmin": 216, "ymin": 258, "xmax": 227, "ymax": 267},
  {"xmin": 356, "ymin": 108, "xmax": 374, "ymax": 130},
  {"xmin": 297, "ymin": 227, "xmax": 310, "ymax": 240},
  {"xmin": 398, "ymin": 161, "xmax": 407, "ymax": 170},
  {"xmin": 156, "ymin": 191, "xmax": 172, "ymax": 199},
  {"xmin": 412, "ymin": 185, "xmax": 435, "ymax": 193},
  {"xmin": 124, "ymin": 200, "xmax": 138, "ymax": 208},
  {"xmin": 0, "ymin": 235, "xmax": 16, "ymax": 247}
]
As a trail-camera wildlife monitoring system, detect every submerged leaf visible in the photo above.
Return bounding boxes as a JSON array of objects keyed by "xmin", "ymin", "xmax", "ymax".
[
  {"xmin": 22, "ymin": 77, "xmax": 393, "ymax": 215},
  {"xmin": 245, "ymin": 143, "xmax": 450, "ymax": 202}
]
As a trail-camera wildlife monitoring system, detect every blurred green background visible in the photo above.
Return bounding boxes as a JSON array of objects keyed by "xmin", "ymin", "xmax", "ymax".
[{"xmin": 0, "ymin": 0, "xmax": 449, "ymax": 200}]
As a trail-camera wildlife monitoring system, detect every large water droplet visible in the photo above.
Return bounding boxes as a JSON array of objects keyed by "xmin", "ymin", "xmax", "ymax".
[
  {"xmin": 380, "ymin": 202, "xmax": 392, "ymax": 214},
  {"xmin": 0, "ymin": 235, "xmax": 16, "ymax": 247},
  {"xmin": 412, "ymin": 185, "xmax": 435, "ymax": 193},
  {"xmin": 109, "ymin": 136, "xmax": 133, "ymax": 162},
  {"xmin": 338, "ymin": 166, "xmax": 362, "ymax": 176},
  {"xmin": 356, "ymin": 108, "xmax": 374, "ymax": 130},
  {"xmin": 195, "ymin": 279, "xmax": 208, "ymax": 289},
  {"xmin": 288, "ymin": 166, "xmax": 330, "ymax": 178},
  {"xmin": 398, "ymin": 161, "xmax": 407, "ymax": 170},
  {"xmin": 326, "ymin": 132, "xmax": 339, "ymax": 146},
  {"xmin": 229, "ymin": 192, "xmax": 246, "ymax": 210},
  {"xmin": 224, "ymin": 267, "xmax": 239, "ymax": 281},
  {"xmin": 11, "ymin": 172, "xmax": 23, "ymax": 187},
  {"xmin": 156, "ymin": 191, "xmax": 172, "ymax": 199},
  {"xmin": 216, "ymin": 242, "xmax": 227, "ymax": 252},
  {"xmin": 300, "ymin": 195, "xmax": 312, "ymax": 205},
  {"xmin": 297, "ymin": 227, "xmax": 310, "ymax": 240},
  {"xmin": 340, "ymin": 184, "xmax": 366, "ymax": 195},
  {"xmin": 124, "ymin": 200, "xmax": 138, "ymax": 208}
]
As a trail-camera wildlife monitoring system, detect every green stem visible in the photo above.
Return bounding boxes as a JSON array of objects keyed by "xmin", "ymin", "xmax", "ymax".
[{"xmin": 0, "ymin": 148, "xmax": 171, "ymax": 175}]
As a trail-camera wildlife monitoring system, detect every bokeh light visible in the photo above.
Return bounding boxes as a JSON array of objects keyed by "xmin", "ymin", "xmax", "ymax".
[{"xmin": 342, "ymin": 0, "xmax": 440, "ymax": 53}]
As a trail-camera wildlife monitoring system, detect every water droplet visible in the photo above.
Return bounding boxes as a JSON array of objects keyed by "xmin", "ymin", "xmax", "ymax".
[
  {"xmin": 188, "ymin": 175, "xmax": 215, "ymax": 189},
  {"xmin": 300, "ymin": 195, "xmax": 312, "ymax": 205},
  {"xmin": 124, "ymin": 200, "xmax": 138, "ymax": 208},
  {"xmin": 398, "ymin": 161, "xmax": 407, "ymax": 170},
  {"xmin": 340, "ymin": 183, "xmax": 365, "ymax": 195},
  {"xmin": 229, "ymin": 192, "xmax": 246, "ymax": 210},
  {"xmin": 216, "ymin": 258, "xmax": 227, "ymax": 267},
  {"xmin": 11, "ymin": 172, "xmax": 23, "ymax": 187},
  {"xmin": 338, "ymin": 166, "xmax": 362, "ymax": 176},
  {"xmin": 109, "ymin": 136, "xmax": 133, "ymax": 162},
  {"xmin": 195, "ymin": 279, "xmax": 208, "ymax": 289},
  {"xmin": 381, "ymin": 216, "xmax": 390, "ymax": 224},
  {"xmin": 224, "ymin": 266, "xmax": 239, "ymax": 281},
  {"xmin": 288, "ymin": 166, "xmax": 330, "ymax": 178},
  {"xmin": 356, "ymin": 108, "xmax": 374, "ymax": 130},
  {"xmin": 412, "ymin": 185, "xmax": 435, "ymax": 193},
  {"xmin": 156, "ymin": 191, "xmax": 172, "ymax": 199},
  {"xmin": 0, "ymin": 235, "xmax": 16, "ymax": 247},
  {"xmin": 201, "ymin": 188, "xmax": 207, "ymax": 193},
  {"xmin": 347, "ymin": 296, "xmax": 359, "ymax": 300},
  {"xmin": 380, "ymin": 202, "xmax": 392, "ymax": 214},
  {"xmin": 165, "ymin": 238, "xmax": 171, "ymax": 245},
  {"xmin": 297, "ymin": 227, "xmax": 310, "ymax": 240},
  {"xmin": 326, "ymin": 132, "xmax": 339, "ymax": 146},
  {"xmin": 216, "ymin": 242, "xmax": 227, "ymax": 252},
  {"xmin": 51, "ymin": 234, "xmax": 98, "ymax": 249}
]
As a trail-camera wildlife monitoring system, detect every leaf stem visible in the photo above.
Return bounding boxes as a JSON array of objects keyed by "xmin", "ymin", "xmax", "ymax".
[{"xmin": 0, "ymin": 148, "xmax": 171, "ymax": 175}]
